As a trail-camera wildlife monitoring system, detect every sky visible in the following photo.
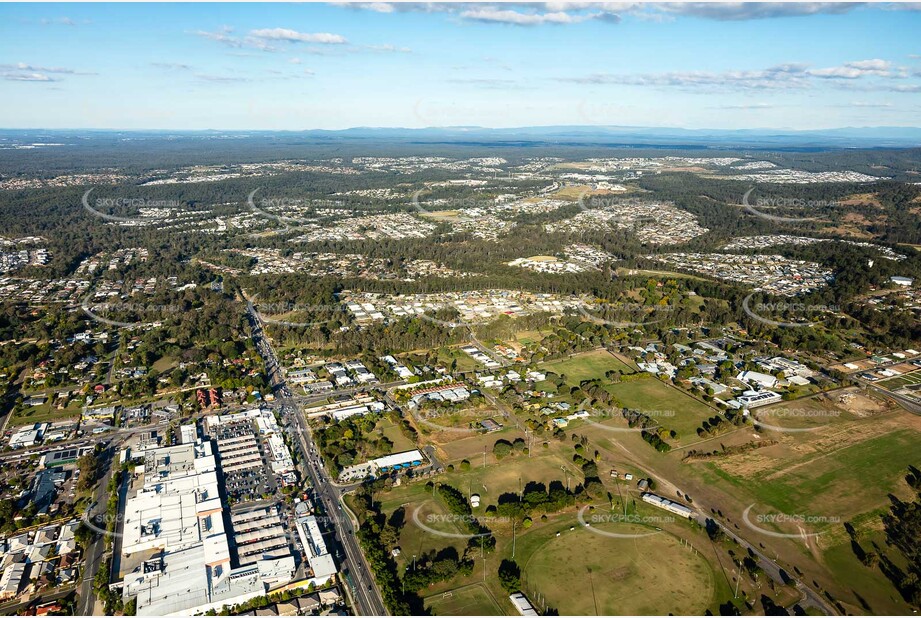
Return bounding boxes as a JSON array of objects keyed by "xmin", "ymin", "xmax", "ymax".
[{"xmin": 1, "ymin": 1, "xmax": 921, "ymax": 131}]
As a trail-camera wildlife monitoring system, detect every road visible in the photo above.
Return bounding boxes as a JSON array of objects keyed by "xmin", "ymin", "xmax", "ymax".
[
  {"xmin": 697, "ymin": 513, "xmax": 836, "ymax": 615},
  {"xmin": 77, "ymin": 442, "xmax": 119, "ymax": 616},
  {"xmin": 245, "ymin": 302, "xmax": 388, "ymax": 616},
  {"xmin": 598, "ymin": 435, "xmax": 836, "ymax": 615}
]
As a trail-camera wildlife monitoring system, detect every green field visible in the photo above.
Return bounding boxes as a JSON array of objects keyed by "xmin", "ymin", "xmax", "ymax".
[
  {"xmin": 539, "ymin": 349, "xmax": 636, "ymax": 385},
  {"xmin": 695, "ymin": 426, "xmax": 921, "ymax": 525},
  {"xmin": 436, "ymin": 347, "xmax": 479, "ymax": 373},
  {"xmin": 436, "ymin": 448, "xmax": 582, "ymax": 498},
  {"xmin": 520, "ymin": 520, "xmax": 717, "ymax": 615},
  {"xmin": 425, "ymin": 584, "xmax": 504, "ymax": 616},
  {"xmin": 606, "ymin": 377, "xmax": 716, "ymax": 437},
  {"xmin": 12, "ymin": 401, "xmax": 81, "ymax": 425},
  {"xmin": 879, "ymin": 370, "xmax": 921, "ymax": 389},
  {"xmin": 821, "ymin": 526, "xmax": 913, "ymax": 615},
  {"xmin": 379, "ymin": 418, "xmax": 418, "ymax": 452}
]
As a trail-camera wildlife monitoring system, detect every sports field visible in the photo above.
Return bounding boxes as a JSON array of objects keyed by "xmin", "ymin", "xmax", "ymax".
[
  {"xmin": 879, "ymin": 369, "xmax": 921, "ymax": 389},
  {"xmin": 520, "ymin": 522, "xmax": 717, "ymax": 615},
  {"xmin": 539, "ymin": 349, "xmax": 636, "ymax": 385},
  {"xmin": 606, "ymin": 377, "xmax": 716, "ymax": 437},
  {"xmin": 379, "ymin": 418, "xmax": 418, "ymax": 452},
  {"xmin": 692, "ymin": 415, "xmax": 921, "ymax": 525},
  {"xmin": 12, "ymin": 400, "xmax": 81, "ymax": 425},
  {"xmin": 425, "ymin": 584, "xmax": 504, "ymax": 616}
]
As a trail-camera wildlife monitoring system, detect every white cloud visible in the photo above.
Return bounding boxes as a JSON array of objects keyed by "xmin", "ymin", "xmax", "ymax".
[
  {"xmin": 337, "ymin": 1, "xmax": 864, "ymax": 24},
  {"xmin": 808, "ymin": 59, "xmax": 891, "ymax": 79},
  {"xmin": 1, "ymin": 63, "xmax": 95, "ymax": 82},
  {"xmin": 362, "ymin": 44, "xmax": 412, "ymax": 53},
  {"xmin": 846, "ymin": 101, "xmax": 892, "ymax": 108},
  {"xmin": 194, "ymin": 73, "xmax": 252, "ymax": 83},
  {"xmin": 712, "ymin": 102, "xmax": 780, "ymax": 110},
  {"xmin": 1, "ymin": 62, "xmax": 93, "ymax": 75},
  {"xmin": 249, "ymin": 28, "xmax": 348, "ymax": 44},
  {"xmin": 459, "ymin": 7, "xmax": 594, "ymax": 25},
  {"xmin": 3, "ymin": 72, "xmax": 57, "ymax": 82},
  {"xmin": 654, "ymin": 2, "xmax": 861, "ymax": 21},
  {"xmin": 448, "ymin": 77, "xmax": 532, "ymax": 89},
  {"xmin": 151, "ymin": 62, "xmax": 192, "ymax": 71},
  {"xmin": 38, "ymin": 16, "xmax": 84, "ymax": 26},
  {"xmin": 561, "ymin": 63, "xmax": 812, "ymax": 89},
  {"xmin": 562, "ymin": 59, "xmax": 919, "ymax": 91},
  {"xmin": 340, "ymin": 2, "xmax": 397, "ymax": 13}
]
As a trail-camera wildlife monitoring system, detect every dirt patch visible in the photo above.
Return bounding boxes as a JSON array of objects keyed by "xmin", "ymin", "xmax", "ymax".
[{"xmin": 839, "ymin": 193, "xmax": 883, "ymax": 208}]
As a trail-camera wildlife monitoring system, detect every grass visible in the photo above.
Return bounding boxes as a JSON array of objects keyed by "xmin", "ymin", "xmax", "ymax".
[
  {"xmin": 425, "ymin": 583, "xmax": 504, "ymax": 616},
  {"xmin": 606, "ymin": 377, "xmax": 716, "ymax": 438},
  {"xmin": 694, "ymin": 425, "xmax": 921, "ymax": 525},
  {"xmin": 11, "ymin": 402, "xmax": 81, "ymax": 425},
  {"xmin": 879, "ymin": 370, "xmax": 921, "ymax": 389},
  {"xmin": 518, "ymin": 517, "xmax": 717, "ymax": 615},
  {"xmin": 374, "ymin": 437, "xmax": 786, "ymax": 616},
  {"xmin": 539, "ymin": 349, "xmax": 636, "ymax": 385},
  {"xmin": 436, "ymin": 347, "xmax": 479, "ymax": 373},
  {"xmin": 151, "ymin": 355, "xmax": 177, "ymax": 373},
  {"xmin": 379, "ymin": 418, "xmax": 417, "ymax": 452},
  {"xmin": 437, "ymin": 447, "xmax": 581, "ymax": 499},
  {"xmin": 821, "ymin": 529, "xmax": 913, "ymax": 615},
  {"xmin": 436, "ymin": 429, "xmax": 526, "ymax": 464},
  {"xmin": 514, "ymin": 329, "xmax": 549, "ymax": 347}
]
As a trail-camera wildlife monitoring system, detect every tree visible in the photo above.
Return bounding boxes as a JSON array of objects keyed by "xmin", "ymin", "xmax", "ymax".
[
  {"xmin": 492, "ymin": 439, "xmax": 513, "ymax": 459},
  {"xmin": 498, "ymin": 559, "xmax": 521, "ymax": 593}
]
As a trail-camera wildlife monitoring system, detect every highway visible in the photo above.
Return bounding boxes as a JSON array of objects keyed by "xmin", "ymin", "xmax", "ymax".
[
  {"xmin": 245, "ymin": 303, "xmax": 388, "ymax": 616},
  {"xmin": 77, "ymin": 442, "xmax": 118, "ymax": 616}
]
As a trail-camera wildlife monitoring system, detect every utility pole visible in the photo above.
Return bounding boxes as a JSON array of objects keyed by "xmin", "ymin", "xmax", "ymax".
[{"xmin": 512, "ymin": 520, "xmax": 517, "ymax": 558}]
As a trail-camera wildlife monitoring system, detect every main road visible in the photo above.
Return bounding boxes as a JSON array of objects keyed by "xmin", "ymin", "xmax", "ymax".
[
  {"xmin": 245, "ymin": 302, "xmax": 388, "ymax": 616},
  {"xmin": 77, "ymin": 442, "xmax": 119, "ymax": 616}
]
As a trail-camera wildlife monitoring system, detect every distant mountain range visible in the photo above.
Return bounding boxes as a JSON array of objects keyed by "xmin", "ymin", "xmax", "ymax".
[
  {"xmin": 290, "ymin": 125, "xmax": 921, "ymax": 148},
  {"xmin": 3, "ymin": 125, "xmax": 921, "ymax": 149}
]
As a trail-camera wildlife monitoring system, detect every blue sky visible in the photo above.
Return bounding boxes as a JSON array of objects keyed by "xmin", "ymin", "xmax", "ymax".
[{"xmin": 1, "ymin": 2, "xmax": 920, "ymax": 130}]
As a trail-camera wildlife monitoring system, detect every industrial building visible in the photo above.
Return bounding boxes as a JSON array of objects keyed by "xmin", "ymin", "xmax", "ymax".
[
  {"xmin": 293, "ymin": 515, "xmax": 337, "ymax": 587},
  {"xmin": 736, "ymin": 370, "xmax": 778, "ymax": 389},
  {"xmin": 119, "ymin": 438, "xmax": 295, "ymax": 616},
  {"xmin": 641, "ymin": 492, "xmax": 694, "ymax": 518},
  {"xmin": 231, "ymin": 508, "xmax": 292, "ymax": 567},
  {"xmin": 733, "ymin": 389, "xmax": 783, "ymax": 409},
  {"xmin": 509, "ymin": 592, "xmax": 539, "ymax": 616},
  {"xmin": 371, "ymin": 449, "xmax": 425, "ymax": 473}
]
